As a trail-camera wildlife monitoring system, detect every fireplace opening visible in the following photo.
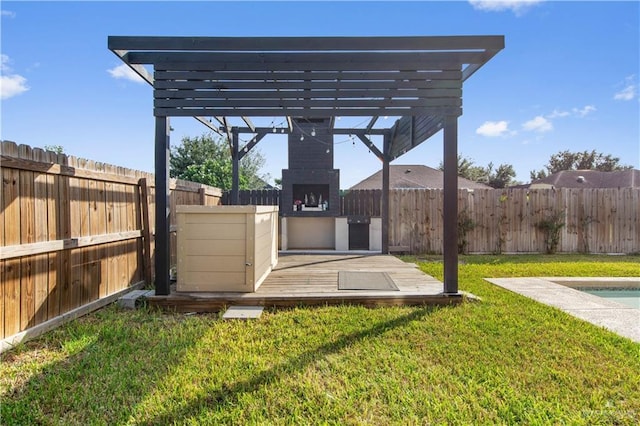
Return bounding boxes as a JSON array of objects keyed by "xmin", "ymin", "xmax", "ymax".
[{"xmin": 293, "ymin": 184, "xmax": 330, "ymax": 210}]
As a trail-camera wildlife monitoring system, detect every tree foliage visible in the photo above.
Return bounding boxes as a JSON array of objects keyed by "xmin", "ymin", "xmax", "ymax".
[
  {"xmin": 438, "ymin": 155, "xmax": 518, "ymax": 188},
  {"xmin": 44, "ymin": 145, "xmax": 64, "ymax": 154},
  {"xmin": 170, "ymin": 133, "xmax": 269, "ymax": 190},
  {"xmin": 530, "ymin": 150, "xmax": 632, "ymax": 180}
]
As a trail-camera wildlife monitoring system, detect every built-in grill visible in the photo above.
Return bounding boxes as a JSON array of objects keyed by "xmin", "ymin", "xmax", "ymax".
[{"xmin": 281, "ymin": 118, "xmax": 340, "ymax": 217}]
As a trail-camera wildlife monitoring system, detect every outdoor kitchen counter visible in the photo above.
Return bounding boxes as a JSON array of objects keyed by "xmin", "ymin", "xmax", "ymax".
[{"xmin": 280, "ymin": 216, "xmax": 381, "ymax": 251}]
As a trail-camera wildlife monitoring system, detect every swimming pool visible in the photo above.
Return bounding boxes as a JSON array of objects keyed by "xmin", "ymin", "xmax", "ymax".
[
  {"xmin": 577, "ymin": 288, "xmax": 640, "ymax": 309},
  {"xmin": 549, "ymin": 278, "xmax": 640, "ymax": 310},
  {"xmin": 487, "ymin": 277, "xmax": 640, "ymax": 342}
]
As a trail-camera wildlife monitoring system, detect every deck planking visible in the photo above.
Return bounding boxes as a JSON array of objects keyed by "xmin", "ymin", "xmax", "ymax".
[{"xmin": 148, "ymin": 254, "xmax": 462, "ymax": 312}]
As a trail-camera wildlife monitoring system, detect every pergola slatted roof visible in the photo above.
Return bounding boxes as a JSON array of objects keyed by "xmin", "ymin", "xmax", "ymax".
[
  {"xmin": 109, "ymin": 35, "xmax": 503, "ymax": 121},
  {"xmin": 108, "ymin": 35, "xmax": 504, "ymax": 297}
]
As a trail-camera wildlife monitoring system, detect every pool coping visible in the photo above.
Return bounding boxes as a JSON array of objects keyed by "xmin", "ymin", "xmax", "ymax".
[{"xmin": 485, "ymin": 277, "xmax": 640, "ymax": 343}]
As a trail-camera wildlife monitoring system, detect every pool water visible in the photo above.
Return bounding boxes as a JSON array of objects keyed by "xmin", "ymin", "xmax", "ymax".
[{"xmin": 579, "ymin": 288, "xmax": 640, "ymax": 309}]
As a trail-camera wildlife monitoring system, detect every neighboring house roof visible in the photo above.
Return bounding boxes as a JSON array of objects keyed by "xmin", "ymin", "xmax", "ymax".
[
  {"xmin": 529, "ymin": 169, "xmax": 640, "ymax": 189},
  {"xmin": 349, "ymin": 165, "xmax": 492, "ymax": 190}
]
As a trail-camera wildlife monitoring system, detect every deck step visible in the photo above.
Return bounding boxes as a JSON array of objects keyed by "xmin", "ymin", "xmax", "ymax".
[
  {"xmin": 117, "ymin": 290, "xmax": 155, "ymax": 309},
  {"xmin": 222, "ymin": 305, "xmax": 264, "ymax": 320}
]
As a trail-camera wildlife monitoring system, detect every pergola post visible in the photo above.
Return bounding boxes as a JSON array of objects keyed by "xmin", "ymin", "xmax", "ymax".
[
  {"xmin": 231, "ymin": 128, "xmax": 240, "ymax": 205},
  {"xmin": 154, "ymin": 116, "xmax": 170, "ymax": 296},
  {"xmin": 381, "ymin": 131, "xmax": 390, "ymax": 254},
  {"xmin": 442, "ymin": 115, "xmax": 459, "ymax": 294}
]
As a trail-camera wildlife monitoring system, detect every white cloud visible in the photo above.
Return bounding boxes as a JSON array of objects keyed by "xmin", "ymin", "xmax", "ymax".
[
  {"xmin": 476, "ymin": 120, "xmax": 512, "ymax": 137},
  {"xmin": 1, "ymin": 10, "xmax": 16, "ymax": 18},
  {"xmin": 613, "ymin": 75, "xmax": 637, "ymax": 101},
  {"xmin": 107, "ymin": 64, "xmax": 145, "ymax": 83},
  {"xmin": 547, "ymin": 109, "xmax": 570, "ymax": 119},
  {"xmin": 1, "ymin": 75, "xmax": 29, "ymax": 99},
  {"xmin": 522, "ymin": 115, "xmax": 552, "ymax": 133},
  {"xmin": 0, "ymin": 55, "xmax": 29, "ymax": 100},
  {"xmin": 468, "ymin": 0, "xmax": 544, "ymax": 16},
  {"xmin": 572, "ymin": 105, "xmax": 596, "ymax": 117}
]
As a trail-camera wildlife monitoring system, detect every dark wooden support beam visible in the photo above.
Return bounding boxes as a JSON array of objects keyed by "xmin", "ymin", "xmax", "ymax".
[
  {"xmin": 225, "ymin": 126, "xmax": 290, "ymax": 134},
  {"xmin": 442, "ymin": 115, "xmax": 459, "ymax": 294},
  {"xmin": 356, "ymin": 134, "xmax": 385, "ymax": 163},
  {"xmin": 154, "ymin": 116, "xmax": 171, "ymax": 296},
  {"xmin": 222, "ymin": 117, "xmax": 233, "ymax": 153},
  {"xmin": 242, "ymin": 116, "xmax": 256, "ymax": 132},
  {"xmin": 381, "ymin": 132, "xmax": 390, "ymax": 254},
  {"xmin": 194, "ymin": 116, "xmax": 224, "ymax": 135},
  {"xmin": 238, "ymin": 132, "xmax": 266, "ymax": 161},
  {"xmin": 365, "ymin": 116, "xmax": 379, "ymax": 132},
  {"xmin": 231, "ymin": 128, "xmax": 240, "ymax": 205}
]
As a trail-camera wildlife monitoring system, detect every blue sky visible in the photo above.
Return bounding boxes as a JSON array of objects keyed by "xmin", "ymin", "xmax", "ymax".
[{"xmin": 1, "ymin": 1, "xmax": 638, "ymax": 188}]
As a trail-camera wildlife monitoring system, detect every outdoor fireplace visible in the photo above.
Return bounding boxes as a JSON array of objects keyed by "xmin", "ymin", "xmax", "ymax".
[{"xmin": 281, "ymin": 118, "xmax": 340, "ymax": 217}]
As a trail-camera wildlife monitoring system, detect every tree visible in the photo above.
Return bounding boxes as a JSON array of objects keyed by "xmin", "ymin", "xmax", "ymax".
[
  {"xmin": 438, "ymin": 155, "xmax": 518, "ymax": 188},
  {"xmin": 530, "ymin": 150, "xmax": 632, "ymax": 180},
  {"xmin": 486, "ymin": 162, "xmax": 517, "ymax": 189},
  {"xmin": 44, "ymin": 144, "xmax": 64, "ymax": 154},
  {"xmin": 170, "ymin": 133, "xmax": 270, "ymax": 190}
]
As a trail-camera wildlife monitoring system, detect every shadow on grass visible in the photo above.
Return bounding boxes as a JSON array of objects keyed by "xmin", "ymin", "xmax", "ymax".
[
  {"xmin": 141, "ymin": 305, "xmax": 440, "ymax": 424},
  {"xmin": 0, "ymin": 307, "xmax": 213, "ymax": 425}
]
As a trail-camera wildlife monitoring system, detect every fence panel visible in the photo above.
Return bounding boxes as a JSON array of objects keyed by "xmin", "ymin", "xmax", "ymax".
[{"xmin": 0, "ymin": 141, "xmax": 222, "ymax": 341}]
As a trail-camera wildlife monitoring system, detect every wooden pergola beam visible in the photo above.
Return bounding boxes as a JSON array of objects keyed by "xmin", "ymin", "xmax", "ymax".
[
  {"xmin": 155, "ymin": 106, "xmax": 462, "ymax": 118},
  {"xmin": 153, "ymin": 70, "xmax": 463, "ymax": 82},
  {"xmin": 109, "ymin": 35, "xmax": 505, "ymax": 52}
]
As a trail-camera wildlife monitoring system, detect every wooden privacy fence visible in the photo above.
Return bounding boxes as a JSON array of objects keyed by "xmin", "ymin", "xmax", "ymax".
[
  {"xmin": 229, "ymin": 187, "xmax": 639, "ymax": 254},
  {"xmin": 223, "ymin": 189, "xmax": 383, "ymax": 217},
  {"xmin": 0, "ymin": 141, "xmax": 221, "ymax": 341},
  {"xmin": 389, "ymin": 188, "xmax": 639, "ymax": 254},
  {"xmin": 221, "ymin": 189, "xmax": 281, "ymax": 207}
]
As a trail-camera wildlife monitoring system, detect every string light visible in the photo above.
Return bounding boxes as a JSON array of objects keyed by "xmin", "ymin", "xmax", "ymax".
[
  {"xmin": 311, "ymin": 128, "xmax": 316, "ymax": 137},
  {"xmin": 300, "ymin": 135, "xmax": 304, "ymax": 141}
]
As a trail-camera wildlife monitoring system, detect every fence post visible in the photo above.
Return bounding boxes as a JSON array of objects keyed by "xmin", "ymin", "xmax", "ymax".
[{"xmin": 138, "ymin": 178, "xmax": 152, "ymax": 286}]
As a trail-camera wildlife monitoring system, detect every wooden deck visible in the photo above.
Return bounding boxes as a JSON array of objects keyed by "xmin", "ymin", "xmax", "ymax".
[{"xmin": 148, "ymin": 254, "xmax": 462, "ymax": 312}]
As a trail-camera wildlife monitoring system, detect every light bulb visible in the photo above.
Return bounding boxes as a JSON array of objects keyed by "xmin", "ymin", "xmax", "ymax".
[
  {"xmin": 272, "ymin": 127, "xmax": 277, "ymax": 133},
  {"xmin": 244, "ymin": 147, "xmax": 248, "ymax": 152},
  {"xmin": 311, "ymin": 128, "xmax": 316, "ymax": 137},
  {"xmin": 300, "ymin": 135, "xmax": 304, "ymax": 141},
  {"xmin": 326, "ymin": 149, "xmax": 330, "ymax": 154},
  {"xmin": 280, "ymin": 128, "xmax": 285, "ymax": 133}
]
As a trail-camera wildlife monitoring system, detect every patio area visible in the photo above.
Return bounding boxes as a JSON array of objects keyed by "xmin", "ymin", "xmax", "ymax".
[{"xmin": 148, "ymin": 254, "xmax": 463, "ymax": 312}]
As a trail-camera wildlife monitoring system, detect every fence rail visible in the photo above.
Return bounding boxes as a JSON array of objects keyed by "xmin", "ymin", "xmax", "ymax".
[{"xmin": 0, "ymin": 141, "xmax": 221, "ymax": 341}]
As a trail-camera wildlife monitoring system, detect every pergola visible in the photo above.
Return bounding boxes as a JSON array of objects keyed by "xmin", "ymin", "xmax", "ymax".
[{"xmin": 108, "ymin": 35, "xmax": 504, "ymax": 297}]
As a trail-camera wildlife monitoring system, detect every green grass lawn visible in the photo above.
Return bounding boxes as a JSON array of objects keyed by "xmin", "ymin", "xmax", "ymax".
[{"xmin": 1, "ymin": 255, "xmax": 639, "ymax": 425}]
